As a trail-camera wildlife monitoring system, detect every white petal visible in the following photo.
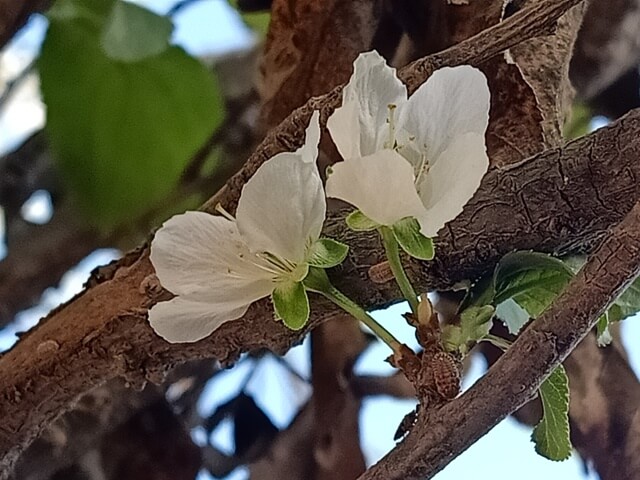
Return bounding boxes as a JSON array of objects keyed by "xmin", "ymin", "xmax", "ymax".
[
  {"xmin": 148, "ymin": 296, "xmax": 249, "ymax": 343},
  {"xmin": 398, "ymin": 65, "xmax": 490, "ymax": 169},
  {"xmin": 297, "ymin": 110, "xmax": 321, "ymax": 164},
  {"xmin": 326, "ymin": 99, "xmax": 361, "ymax": 159},
  {"xmin": 236, "ymin": 153, "xmax": 326, "ymax": 263},
  {"xmin": 150, "ymin": 211, "xmax": 274, "ymax": 297},
  {"xmin": 416, "ymin": 133, "xmax": 488, "ymax": 237},
  {"xmin": 325, "ymin": 149, "xmax": 427, "ymax": 226},
  {"xmin": 328, "ymin": 51, "xmax": 407, "ymax": 159}
]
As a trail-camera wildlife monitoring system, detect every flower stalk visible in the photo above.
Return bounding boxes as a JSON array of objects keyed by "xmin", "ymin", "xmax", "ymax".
[
  {"xmin": 304, "ymin": 268, "xmax": 402, "ymax": 352},
  {"xmin": 379, "ymin": 226, "xmax": 419, "ymax": 314}
]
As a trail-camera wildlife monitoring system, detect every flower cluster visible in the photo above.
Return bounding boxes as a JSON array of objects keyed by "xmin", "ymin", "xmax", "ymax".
[{"xmin": 148, "ymin": 51, "xmax": 490, "ymax": 344}]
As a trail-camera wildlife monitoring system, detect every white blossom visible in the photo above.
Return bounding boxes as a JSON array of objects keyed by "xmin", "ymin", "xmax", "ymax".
[
  {"xmin": 149, "ymin": 112, "xmax": 325, "ymax": 342},
  {"xmin": 325, "ymin": 50, "xmax": 490, "ymax": 237}
]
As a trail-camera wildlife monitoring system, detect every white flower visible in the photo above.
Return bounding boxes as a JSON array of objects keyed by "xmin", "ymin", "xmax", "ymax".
[
  {"xmin": 149, "ymin": 112, "xmax": 328, "ymax": 342},
  {"xmin": 325, "ymin": 50, "xmax": 490, "ymax": 237}
]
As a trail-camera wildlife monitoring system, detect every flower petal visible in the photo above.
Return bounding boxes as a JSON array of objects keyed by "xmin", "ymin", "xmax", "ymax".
[
  {"xmin": 236, "ymin": 153, "xmax": 326, "ymax": 263},
  {"xmin": 416, "ymin": 132, "xmax": 488, "ymax": 237},
  {"xmin": 398, "ymin": 65, "xmax": 489, "ymax": 170},
  {"xmin": 150, "ymin": 211, "xmax": 274, "ymax": 297},
  {"xmin": 297, "ymin": 110, "xmax": 321, "ymax": 164},
  {"xmin": 148, "ymin": 296, "xmax": 249, "ymax": 343},
  {"xmin": 325, "ymin": 149, "xmax": 426, "ymax": 226},
  {"xmin": 327, "ymin": 51, "xmax": 407, "ymax": 159}
]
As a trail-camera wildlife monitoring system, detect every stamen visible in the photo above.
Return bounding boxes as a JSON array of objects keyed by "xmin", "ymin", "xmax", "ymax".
[{"xmin": 214, "ymin": 203, "xmax": 236, "ymax": 221}]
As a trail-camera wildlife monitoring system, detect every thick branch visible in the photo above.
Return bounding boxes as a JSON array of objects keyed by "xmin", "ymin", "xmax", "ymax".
[
  {"xmin": 359, "ymin": 200, "xmax": 640, "ymax": 480},
  {"xmin": 0, "ymin": 0, "xmax": 602, "ymax": 474}
]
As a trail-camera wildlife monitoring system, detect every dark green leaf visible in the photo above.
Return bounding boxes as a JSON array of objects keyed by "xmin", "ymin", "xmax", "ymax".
[
  {"xmin": 532, "ymin": 365, "xmax": 572, "ymax": 461},
  {"xmin": 272, "ymin": 281, "xmax": 309, "ymax": 330},
  {"xmin": 392, "ymin": 217, "xmax": 434, "ymax": 261},
  {"xmin": 306, "ymin": 238, "xmax": 349, "ymax": 268},
  {"xmin": 40, "ymin": 2, "xmax": 224, "ymax": 230},
  {"xmin": 101, "ymin": 1, "xmax": 173, "ymax": 62}
]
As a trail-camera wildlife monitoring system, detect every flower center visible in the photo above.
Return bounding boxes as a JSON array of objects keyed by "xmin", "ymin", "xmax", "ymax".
[{"xmin": 383, "ymin": 105, "xmax": 430, "ymax": 190}]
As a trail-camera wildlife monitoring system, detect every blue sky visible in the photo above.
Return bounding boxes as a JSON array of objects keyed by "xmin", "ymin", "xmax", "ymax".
[{"xmin": 1, "ymin": 2, "xmax": 636, "ymax": 479}]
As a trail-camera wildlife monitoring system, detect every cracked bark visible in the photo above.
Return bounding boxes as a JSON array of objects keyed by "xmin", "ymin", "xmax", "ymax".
[
  {"xmin": 2, "ymin": 66, "xmax": 638, "ymax": 480},
  {"xmin": 2, "ymin": 0, "xmax": 628, "ymax": 476}
]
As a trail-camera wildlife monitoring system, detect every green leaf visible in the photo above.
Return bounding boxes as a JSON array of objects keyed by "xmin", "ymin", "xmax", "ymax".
[
  {"xmin": 391, "ymin": 217, "xmax": 434, "ymax": 261},
  {"xmin": 459, "ymin": 305, "xmax": 495, "ymax": 342},
  {"xmin": 494, "ymin": 252, "xmax": 573, "ymax": 318},
  {"xmin": 345, "ymin": 210, "xmax": 379, "ymax": 231},
  {"xmin": 101, "ymin": 1, "xmax": 173, "ymax": 62},
  {"xmin": 40, "ymin": 1, "xmax": 224, "ymax": 230},
  {"xmin": 272, "ymin": 281, "xmax": 310, "ymax": 330},
  {"xmin": 532, "ymin": 365, "xmax": 572, "ymax": 461},
  {"xmin": 608, "ymin": 277, "xmax": 640, "ymax": 322},
  {"xmin": 306, "ymin": 238, "xmax": 349, "ymax": 268}
]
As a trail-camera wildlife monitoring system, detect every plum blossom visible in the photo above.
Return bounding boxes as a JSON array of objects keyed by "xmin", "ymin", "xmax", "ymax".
[
  {"xmin": 148, "ymin": 112, "xmax": 332, "ymax": 342},
  {"xmin": 325, "ymin": 50, "xmax": 491, "ymax": 237}
]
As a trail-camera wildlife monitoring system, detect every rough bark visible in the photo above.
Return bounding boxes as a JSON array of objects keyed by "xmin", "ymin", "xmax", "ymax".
[
  {"xmin": 0, "ymin": 0, "xmax": 607, "ymax": 475},
  {"xmin": 358, "ymin": 200, "xmax": 640, "ymax": 480},
  {"xmin": 2, "ymin": 75, "xmax": 637, "ymax": 479}
]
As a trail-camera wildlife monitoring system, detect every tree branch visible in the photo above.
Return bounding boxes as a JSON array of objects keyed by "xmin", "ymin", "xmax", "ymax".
[
  {"xmin": 0, "ymin": 0, "xmax": 598, "ymax": 475},
  {"xmin": 358, "ymin": 199, "xmax": 640, "ymax": 480}
]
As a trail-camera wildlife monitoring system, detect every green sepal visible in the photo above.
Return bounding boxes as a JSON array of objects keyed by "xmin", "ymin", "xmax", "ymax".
[
  {"xmin": 101, "ymin": 2, "xmax": 173, "ymax": 62},
  {"xmin": 306, "ymin": 238, "xmax": 349, "ymax": 268},
  {"xmin": 272, "ymin": 281, "xmax": 309, "ymax": 330},
  {"xmin": 345, "ymin": 210, "xmax": 379, "ymax": 232},
  {"xmin": 391, "ymin": 217, "xmax": 434, "ymax": 261},
  {"xmin": 532, "ymin": 365, "xmax": 572, "ymax": 461}
]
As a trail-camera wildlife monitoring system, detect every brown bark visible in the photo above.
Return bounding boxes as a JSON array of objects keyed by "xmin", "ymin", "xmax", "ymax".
[
  {"xmin": 0, "ymin": 0, "xmax": 608, "ymax": 475},
  {"xmin": 358, "ymin": 200, "xmax": 640, "ymax": 480},
  {"xmin": 4, "ymin": 62, "xmax": 637, "ymax": 479}
]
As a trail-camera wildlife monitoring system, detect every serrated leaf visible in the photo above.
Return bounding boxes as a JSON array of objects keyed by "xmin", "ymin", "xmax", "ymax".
[
  {"xmin": 532, "ymin": 365, "xmax": 571, "ymax": 461},
  {"xmin": 306, "ymin": 238, "xmax": 349, "ymax": 268},
  {"xmin": 272, "ymin": 281, "xmax": 309, "ymax": 330},
  {"xmin": 40, "ymin": 2, "xmax": 224, "ymax": 230},
  {"xmin": 392, "ymin": 217, "xmax": 434, "ymax": 261},
  {"xmin": 345, "ymin": 210, "xmax": 379, "ymax": 231},
  {"xmin": 101, "ymin": 1, "xmax": 173, "ymax": 62}
]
